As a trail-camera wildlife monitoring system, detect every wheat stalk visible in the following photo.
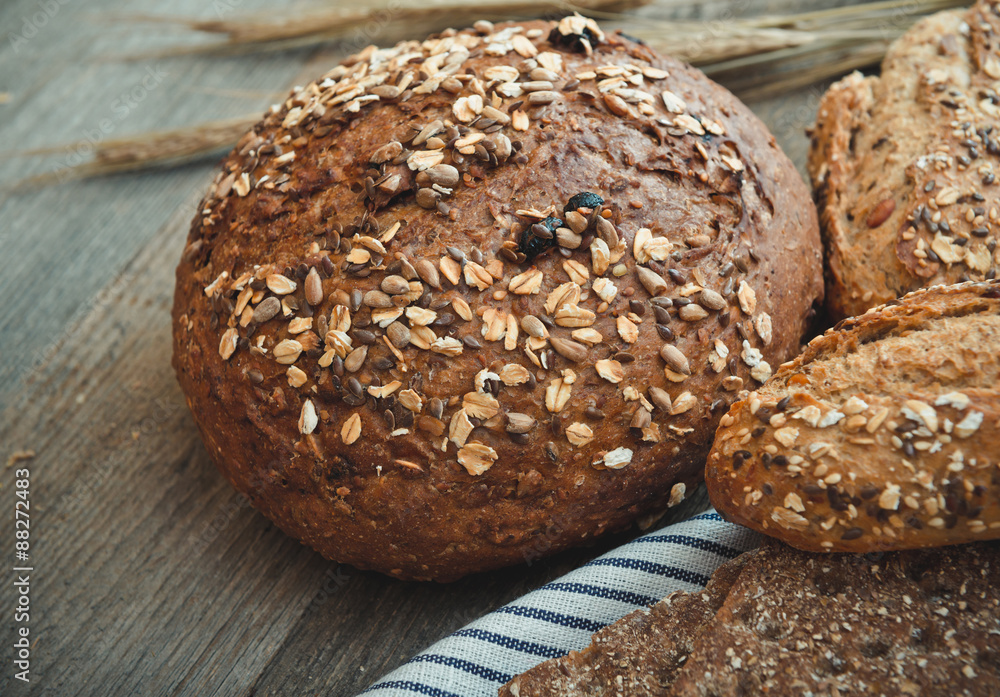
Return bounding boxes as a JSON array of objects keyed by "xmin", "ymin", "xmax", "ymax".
[
  {"xmin": 11, "ymin": 116, "xmax": 258, "ymax": 189},
  {"xmin": 594, "ymin": 0, "xmax": 965, "ymax": 98},
  {"xmin": 15, "ymin": 0, "xmax": 968, "ymax": 183},
  {"xmin": 117, "ymin": 0, "xmax": 647, "ymax": 57},
  {"xmin": 711, "ymin": 41, "xmax": 891, "ymax": 102}
]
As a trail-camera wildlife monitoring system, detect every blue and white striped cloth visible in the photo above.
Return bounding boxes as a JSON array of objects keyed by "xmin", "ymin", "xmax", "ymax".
[{"xmin": 361, "ymin": 510, "xmax": 761, "ymax": 697}]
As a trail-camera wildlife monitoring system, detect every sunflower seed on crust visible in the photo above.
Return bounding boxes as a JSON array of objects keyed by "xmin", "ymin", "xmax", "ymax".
[
  {"xmin": 305, "ymin": 268, "xmax": 324, "ymax": 306},
  {"xmin": 637, "ymin": 267, "xmax": 667, "ymax": 296},
  {"xmin": 660, "ymin": 344, "xmax": 690, "ymax": 375},
  {"xmin": 506, "ymin": 412, "xmax": 536, "ymax": 434},
  {"xmin": 520, "ymin": 315, "xmax": 547, "ymax": 338},
  {"xmin": 648, "ymin": 386, "xmax": 672, "ymax": 412},
  {"xmin": 549, "ymin": 336, "xmax": 589, "ymax": 362}
]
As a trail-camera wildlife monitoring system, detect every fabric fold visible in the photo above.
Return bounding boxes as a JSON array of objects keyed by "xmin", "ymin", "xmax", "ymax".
[{"xmin": 361, "ymin": 511, "xmax": 760, "ymax": 697}]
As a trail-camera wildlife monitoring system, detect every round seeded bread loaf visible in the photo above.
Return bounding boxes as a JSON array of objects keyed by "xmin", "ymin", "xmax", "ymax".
[
  {"xmin": 706, "ymin": 280, "xmax": 1000, "ymax": 554},
  {"xmin": 172, "ymin": 16, "xmax": 823, "ymax": 580},
  {"xmin": 809, "ymin": 0, "xmax": 1000, "ymax": 321}
]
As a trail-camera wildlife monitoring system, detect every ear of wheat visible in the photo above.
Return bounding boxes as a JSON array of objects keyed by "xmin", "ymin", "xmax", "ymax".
[{"xmin": 13, "ymin": 0, "xmax": 966, "ymax": 184}]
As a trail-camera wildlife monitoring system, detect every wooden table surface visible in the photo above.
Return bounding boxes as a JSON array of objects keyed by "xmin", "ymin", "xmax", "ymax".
[{"xmin": 0, "ymin": 0, "xmax": 851, "ymax": 694}]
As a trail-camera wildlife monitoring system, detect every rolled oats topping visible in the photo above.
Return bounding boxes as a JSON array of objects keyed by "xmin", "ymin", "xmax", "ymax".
[{"xmin": 175, "ymin": 12, "xmax": 825, "ymax": 580}]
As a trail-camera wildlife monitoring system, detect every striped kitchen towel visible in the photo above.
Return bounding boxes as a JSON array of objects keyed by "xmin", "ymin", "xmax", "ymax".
[{"xmin": 360, "ymin": 510, "xmax": 760, "ymax": 697}]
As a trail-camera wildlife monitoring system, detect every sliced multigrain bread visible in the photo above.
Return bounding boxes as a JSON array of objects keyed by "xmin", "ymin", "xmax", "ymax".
[
  {"xmin": 501, "ymin": 540, "xmax": 1000, "ymax": 697},
  {"xmin": 668, "ymin": 541, "xmax": 1000, "ymax": 697}
]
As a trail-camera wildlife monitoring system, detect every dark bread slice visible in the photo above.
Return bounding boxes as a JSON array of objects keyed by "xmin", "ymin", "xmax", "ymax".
[
  {"xmin": 500, "ymin": 551, "xmax": 751, "ymax": 697},
  {"xmin": 669, "ymin": 541, "xmax": 1000, "ymax": 697},
  {"xmin": 501, "ymin": 540, "xmax": 1000, "ymax": 696}
]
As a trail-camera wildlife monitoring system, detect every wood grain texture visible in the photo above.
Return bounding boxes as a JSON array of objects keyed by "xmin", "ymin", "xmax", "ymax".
[{"xmin": 0, "ymin": 0, "xmax": 839, "ymax": 694}]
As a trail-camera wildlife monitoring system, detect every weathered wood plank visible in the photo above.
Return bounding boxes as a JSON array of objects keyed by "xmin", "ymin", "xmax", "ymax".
[
  {"xmin": 0, "ymin": 161, "xmax": 710, "ymax": 696},
  {"xmin": 0, "ymin": 0, "xmax": 317, "ymax": 411},
  {"xmin": 0, "ymin": 200, "xmax": 324, "ymax": 694}
]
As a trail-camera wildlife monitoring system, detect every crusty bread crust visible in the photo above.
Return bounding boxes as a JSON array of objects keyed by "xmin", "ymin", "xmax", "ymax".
[
  {"xmin": 809, "ymin": 0, "xmax": 1000, "ymax": 321},
  {"xmin": 707, "ymin": 280, "xmax": 1000, "ymax": 554},
  {"xmin": 172, "ymin": 18, "xmax": 822, "ymax": 580}
]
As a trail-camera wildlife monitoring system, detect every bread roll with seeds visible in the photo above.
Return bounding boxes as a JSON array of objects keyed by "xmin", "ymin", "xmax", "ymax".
[
  {"xmin": 172, "ymin": 15, "xmax": 823, "ymax": 581},
  {"xmin": 809, "ymin": 0, "xmax": 1000, "ymax": 321},
  {"xmin": 706, "ymin": 281, "xmax": 1000, "ymax": 554}
]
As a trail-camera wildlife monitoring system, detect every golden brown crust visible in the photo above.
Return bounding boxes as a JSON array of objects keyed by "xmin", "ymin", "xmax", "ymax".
[
  {"xmin": 809, "ymin": 0, "xmax": 1000, "ymax": 321},
  {"xmin": 172, "ymin": 17, "xmax": 823, "ymax": 580},
  {"xmin": 706, "ymin": 280, "xmax": 1000, "ymax": 554}
]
